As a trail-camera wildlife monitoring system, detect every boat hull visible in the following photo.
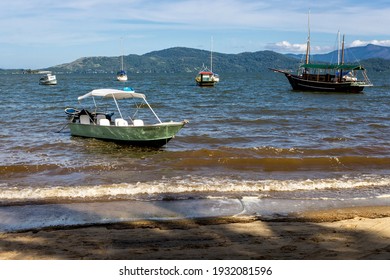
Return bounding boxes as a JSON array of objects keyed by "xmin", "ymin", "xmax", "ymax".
[
  {"xmin": 285, "ymin": 73, "xmax": 365, "ymax": 93},
  {"xmin": 39, "ymin": 81, "xmax": 57, "ymax": 85},
  {"xmin": 68, "ymin": 121, "xmax": 186, "ymax": 147},
  {"xmin": 195, "ymin": 72, "xmax": 218, "ymax": 87},
  {"xmin": 39, "ymin": 77, "xmax": 57, "ymax": 85},
  {"xmin": 116, "ymin": 70, "xmax": 128, "ymax": 81},
  {"xmin": 116, "ymin": 75, "xmax": 128, "ymax": 82},
  {"xmin": 196, "ymin": 81, "xmax": 216, "ymax": 87}
]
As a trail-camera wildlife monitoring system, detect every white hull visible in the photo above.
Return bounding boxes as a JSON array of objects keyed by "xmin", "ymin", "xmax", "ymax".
[
  {"xmin": 39, "ymin": 74, "xmax": 57, "ymax": 85},
  {"xmin": 116, "ymin": 75, "xmax": 128, "ymax": 81},
  {"xmin": 40, "ymin": 80, "xmax": 57, "ymax": 85}
]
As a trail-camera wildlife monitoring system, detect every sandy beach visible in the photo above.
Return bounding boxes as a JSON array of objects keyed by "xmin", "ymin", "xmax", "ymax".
[{"xmin": 0, "ymin": 205, "xmax": 389, "ymax": 260}]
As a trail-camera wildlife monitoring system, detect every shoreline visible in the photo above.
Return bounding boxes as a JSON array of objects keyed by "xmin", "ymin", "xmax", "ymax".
[
  {"xmin": 2, "ymin": 196, "xmax": 389, "ymax": 233},
  {"xmin": 1, "ymin": 205, "xmax": 389, "ymax": 260}
]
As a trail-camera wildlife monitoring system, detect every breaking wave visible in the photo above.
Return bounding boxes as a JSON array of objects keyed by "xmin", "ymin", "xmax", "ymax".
[{"xmin": 1, "ymin": 174, "xmax": 390, "ymax": 205}]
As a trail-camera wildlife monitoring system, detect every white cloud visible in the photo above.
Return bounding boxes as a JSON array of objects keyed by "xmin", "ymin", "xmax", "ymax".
[
  {"xmin": 2, "ymin": 0, "xmax": 390, "ymax": 68},
  {"xmin": 349, "ymin": 40, "xmax": 390, "ymax": 47},
  {"xmin": 270, "ymin": 41, "xmax": 307, "ymax": 52},
  {"xmin": 266, "ymin": 41, "xmax": 333, "ymax": 54},
  {"xmin": 268, "ymin": 38, "xmax": 390, "ymax": 54}
]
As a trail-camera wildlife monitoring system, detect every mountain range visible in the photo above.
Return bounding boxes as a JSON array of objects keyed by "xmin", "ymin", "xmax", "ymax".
[
  {"xmin": 287, "ymin": 44, "xmax": 390, "ymax": 63},
  {"xmin": 45, "ymin": 47, "xmax": 299, "ymax": 74},
  {"xmin": 3, "ymin": 44, "xmax": 390, "ymax": 74}
]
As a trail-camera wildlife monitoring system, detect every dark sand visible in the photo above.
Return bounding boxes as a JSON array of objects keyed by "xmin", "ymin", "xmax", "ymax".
[{"xmin": 1, "ymin": 206, "xmax": 389, "ymax": 260}]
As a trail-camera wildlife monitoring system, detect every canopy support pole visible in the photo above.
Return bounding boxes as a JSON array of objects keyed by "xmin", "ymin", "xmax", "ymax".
[
  {"xmin": 112, "ymin": 94, "xmax": 123, "ymax": 119},
  {"xmin": 143, "ymin": 98, "xmax": 162, "ymax": 123}
]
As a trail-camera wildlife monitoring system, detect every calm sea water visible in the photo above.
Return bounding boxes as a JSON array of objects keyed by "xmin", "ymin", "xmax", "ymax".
[{"xmin": 1, "ymin": 71, "xmax": 390, "ymax": 230}]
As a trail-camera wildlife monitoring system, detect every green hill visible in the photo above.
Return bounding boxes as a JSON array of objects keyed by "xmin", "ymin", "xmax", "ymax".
[
  {"xmin": 47, "ymin": 47, "xmax": 299, "ymax": 74},
  {"xmin": 3, "ymin": 45, "xmax": 390, "ymax": 74}
]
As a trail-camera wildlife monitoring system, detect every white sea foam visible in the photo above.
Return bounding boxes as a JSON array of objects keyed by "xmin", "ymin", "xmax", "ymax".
[{"xmin": 1, "ymin": 174, "xmax": 390, "ymax": 203}]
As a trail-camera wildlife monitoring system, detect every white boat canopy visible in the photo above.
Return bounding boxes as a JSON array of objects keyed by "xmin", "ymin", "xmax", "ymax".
[
  {"xmin": 77, "ymin": 88, "xmax": 162, "ymax": 123},
  {"xmin": 78, "ymin": 89, "xmax": 145, "ymax": 101}
]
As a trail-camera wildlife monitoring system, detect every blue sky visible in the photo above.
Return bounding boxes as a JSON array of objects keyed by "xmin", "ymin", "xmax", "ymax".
[{"xmin": 1, "ymin": 0, "xmax": 390, "ymax": 69}]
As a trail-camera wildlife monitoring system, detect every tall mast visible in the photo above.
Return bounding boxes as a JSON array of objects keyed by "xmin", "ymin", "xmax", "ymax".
[
  {"xmin": 120, "ymin": 37, "xmax": 124, "ymax": 70},
  {"xmin": 210, "ymin": 36, "xmax": 213, "ymax": 72},
  {"xmin": 337, "ymin": 30, "xmax": 340, "ymax": 65},
  {"xmin": 338, "ymin": 34, "xmax": 345, "ymax": 82},
  {"xmin": 305, "ymin": 9, "xmax": 311, "ymax": 64},
  {"xmin": 341, "ymin": 34, "xmax": 345, "ymax": 65}
]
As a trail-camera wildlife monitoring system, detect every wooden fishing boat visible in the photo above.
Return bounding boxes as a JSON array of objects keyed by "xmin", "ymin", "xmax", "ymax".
[
  {"xmin": 65, "ymin": 88, "xmax": 188, "ymax": 147},
  {"xmin": 271, "ymin": 63, "xmax": 372, "ymax": 93},
  {"xmin": 271, "ymin": 14, "xmax": 372, "ymax": 93}
]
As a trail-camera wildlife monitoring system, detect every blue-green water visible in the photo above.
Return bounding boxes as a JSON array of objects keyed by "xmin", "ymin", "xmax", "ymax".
[{"xmin": 1, "ymin": 72, "xmax": 390, "ymax": 230}]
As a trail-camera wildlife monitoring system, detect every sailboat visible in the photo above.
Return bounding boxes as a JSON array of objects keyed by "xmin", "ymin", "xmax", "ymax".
[
  {"xmin": 116, "ymin": 56, "xmax": 128, "ymax": 81},
  {"xmin": 116, "ymin": 39, "xmax": 128, "ymax": 82},
  {"xmin": 195, "ymin": 37, "xmax": 220, "ymax": 87},
  {"xmin": 271, "ymin": 13, "xmax": 372, "ymax": 93}
]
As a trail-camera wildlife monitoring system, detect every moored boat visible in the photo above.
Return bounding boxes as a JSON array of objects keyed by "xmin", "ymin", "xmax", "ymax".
[
  {"xmin": 195, "ymin": 37, "xmax": 220, "ymax": 87},
  {"xmin": 39, "ymin": 73, "xmax": 57, "ymax": 85},
  {"xmin": 195, "ymin": 68, "xmax": 219, "ymax": 87},
  {"xmin": 271, "ymin": 14, "xmax": 372, "ymax": 93},
  {"xmin": 116, "ymin": 38, "xmax": 128, "ymax": 81},
  {"xmin": 65, "ymin": 88, "xmax": 188, "ymax": 147},
  {"xmin": 116, "ymin": 70, "xmax": 128, "ymax": 82},
  {"xmin": 271, "ymin": 63, "xmax": 372, "ymax": 93}
]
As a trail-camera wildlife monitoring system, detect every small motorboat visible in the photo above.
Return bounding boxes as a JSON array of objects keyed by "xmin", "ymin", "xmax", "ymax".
[
  {"xmin": 65, "ymin": 88, "xmax": 188, "ymax": 147},
  {"xmin": 39, "ymin": 73, "xmax": 57, "ymax": 85}
]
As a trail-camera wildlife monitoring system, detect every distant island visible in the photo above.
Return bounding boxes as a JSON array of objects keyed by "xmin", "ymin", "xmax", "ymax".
[{"xmin": 2, "ymin": 44, "xmax": 390, "ymax": 74}]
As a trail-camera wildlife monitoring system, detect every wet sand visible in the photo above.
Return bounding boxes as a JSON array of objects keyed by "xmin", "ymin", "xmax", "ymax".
[{"xmin": 0, "ymin": 206, "xmax": 389, "ymax": 260}]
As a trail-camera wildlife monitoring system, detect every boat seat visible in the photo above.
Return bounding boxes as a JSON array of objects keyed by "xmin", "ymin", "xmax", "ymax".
[
  {"xmin": 133, "ymin": 119, "xmax": 144, "ymax": 126},
  {"xmin": 99, "ymin": 119, "xmax": 110, "ymax": 126},
  {"xmin": 80, "ymin": 115, "xmax": 91, "ymax": 125},
  {"xmin": 115, "ymin": 118, "xmax": 128, "ymax": 126},
  {"xmin": 96, "ymin": 114, "xmax": 106, "ymax": 123}
]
